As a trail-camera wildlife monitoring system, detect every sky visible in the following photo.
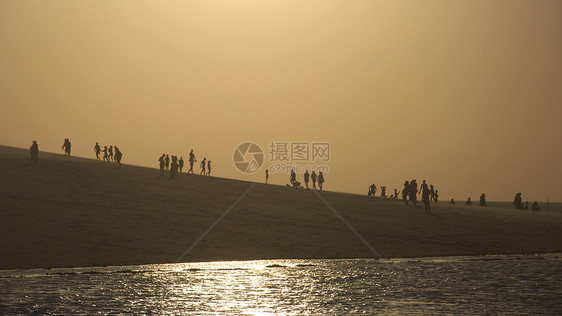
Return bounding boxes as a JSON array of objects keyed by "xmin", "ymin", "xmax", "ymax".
[{"xmin": 1, "ymin": 0, "xmax": 561, "ymax": 201}]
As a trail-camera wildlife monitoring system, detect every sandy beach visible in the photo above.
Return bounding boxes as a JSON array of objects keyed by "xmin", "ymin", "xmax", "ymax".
[{"xmin": 1, "ymin": 145, "xmax": 561, "ymax": 270}]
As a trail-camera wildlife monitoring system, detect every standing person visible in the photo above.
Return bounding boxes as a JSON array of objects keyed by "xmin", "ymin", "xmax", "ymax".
[
  {"xmin": 207, "ymin": 160, "xmax": 212, "ymax": 176},
  {"xmin": 200, "ymin": 158, "xmax": 206, "ymax": 175},
  {"xmin": 94, "ymin": 142, "xmax": 101, "ymax": 160},
  {"xmin": 381, "ymin": 186, "xmax": 387, "ymax": 198},
  {"xmin": 479, "ymin": 193, "xmax": 487, "ymax": 206},
  {"xmin": 30, "ymin": 140, "xmax": 39, "ymax": 164},
  {"xmin": 304, "ymin": 170, "xmax": 310, "ymax": 189},
  {"xmin": 108, "ymin": 145, "xmax": 114, "ymax": 162},
  {"xmin": 265, "ymin": 169, "xmax": 269, "ymax": 184},
  {"xmin": 409, "ymin": 179, "xmax": 418, "ymax": 207},
  {"xmin": 178, "ymin": 157, "xmax": 184, "ymax": 173},
  {"xmin": 170, "ymin": 156, "xmax": 178, "ymax": 179},
  {"xmin": 165, "ymin": 154, "xmax": 170, "ymax": 170},
  {"xmin": 420, "ymin": 181, "xmax": 431, "ymax": 213},
  {"xmin": 289, "ymin": 169, "xmax": 296, "ymax": 185},
  {"xmin": 188, "ymin": 149, "xmax": 196, "ymax": 174},
  {"xmin": 394, "ymin": 189, "xmax": 399, "ymax": 199},
  {"xmin": 311, "ymin": 171, "xmax": 317, "ymax": 190},
  {"xmin": 114, "ymin": 146, "xmax": 123, "ymax": 166},
  {"xmin": 513, "ymin": 193, "xmax": 522, "ymax": 209},
  {"xmin": 62, "ymin": 139, "xmax": 71, "ymax": 156},
  {"xmin": 434, "ymin": 190, "xmax": 439, "ymax": 202},
  {"xmin": 430, "ymin": 185, "xmax": 435, "ymax": 202},
  {"xmin": 102, "ymin": 146, "xmax": 109, "ymax": 162},
  {"xmin": 368, "ymin": 184, "xmax": 377, "ymax": 196},
  {"xmin": 158, "ymin": 154, "xmax": 165, "ymax": 175},
  {"xmin": 318, "ymin": 171, "xmax": 325, "ymax": 191},
  {"xmin": 402, "ymin": 181, "xmax": 409, "ymax": 205}
]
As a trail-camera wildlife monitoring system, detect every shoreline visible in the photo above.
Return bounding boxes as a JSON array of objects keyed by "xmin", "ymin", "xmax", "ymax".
[
  {"xmin": 2, "ymin": 145, "xmax": 562, "ymax": 270},
  {"xmin": 2, "ymin": 252, "xmax": 561, "ymax": 273}
]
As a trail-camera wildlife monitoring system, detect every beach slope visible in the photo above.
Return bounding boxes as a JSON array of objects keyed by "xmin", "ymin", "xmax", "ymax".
[{"xmin": 1, "ymin": 145, "xmax": 561, "ymax": 269}]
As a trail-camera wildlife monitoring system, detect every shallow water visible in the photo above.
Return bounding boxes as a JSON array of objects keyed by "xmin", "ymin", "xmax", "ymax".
[{"xmin": 1, "ymin": 254, "xmax": 561, "ymax": 315}]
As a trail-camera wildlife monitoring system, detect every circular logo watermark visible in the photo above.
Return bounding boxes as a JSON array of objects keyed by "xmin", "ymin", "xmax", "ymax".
[{"xmin": 233, "ymin": 142, "xmax": 264, "ymax": 174}]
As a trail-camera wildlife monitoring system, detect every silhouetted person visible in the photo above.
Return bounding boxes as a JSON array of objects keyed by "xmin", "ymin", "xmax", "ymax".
[
  {"xmin": 30, "ymin": 141, "xmax": 39, "ymax": 164},
  {"xmin": 532, "ymin": 201, "xmax": 541, "ymax": 211},
  {"xmin": 523, "ymin": 201, "xmax": 529, "ymax": 210},
  {"xmin": 311, "ymin": 171, "xmax": 317, "ymax": 190},
  {"xmin": 304, "ymin": 170, "xmax": 310, "ymax": 189},
  {"xmin": 513, "ymin": 192, "xmax": 522, "ymax": 209},
  {"xmin": 158, "ymin": 154, "xmax": 165, "ymax": 175},
  {"xmin": 108, "ymin": 145, "xmax": 113, "ymax": 162},
  {"xmin": 170, "ymin": 155, "xmax": 178, "ymax": 179},
  {"xmin": 409, "ymin": 179, "xmax": 418, "ymax": 206},
  {"xmin": 178, "ymin": 157, "xmax": 184, "ymax": 173},
  {"xmin": 165, "ymin": 154, "xmax": 170, "ymax": 170},
  {"xmin": 368, "ymin": 184, "xmax": 376, "ymax": 196},
  {"xmin": 318, "ymin": 171, "xmax": 325, "ymax": 191},
  {"xmin": 265, "ymin": 169, "xmax": 269, "ymax": 184},
  {"xmin": 479, "ymin": 193, "xmax": 487, "ymax": 207},
  {"xmin": 450, "ymin": 198, "xmax": 455, "ymax": 204},
  {"xmin": 466, "ymin": 197, "xmax": 472, "ymax": 206},
  {"xmin": 290, "ymin": 169, "xmax": 296, "ymax": 185},
  {"xmin": 62, "ymin": 139, "xmax": 71, "ymax": 156},
  {"xmin": 434, "ymin": 190, "xmax": 439, "ymax": 202},
  {"xmin": 114, "ymin": 146, "xmax": 123, "ymax": 166},
  {"xmin": 207, "ymin": 160, "xmax": 212, "ymax": 176},
  {"xmin": 380, "ymin": 186, "xmax": 387, "ymax": 198},
  {"xmin": 402, "ymin": 181, "xmax": 409, "ymax": 205},
  {"xmin": 420, "ymin": 181, "xmax": 431, "ymax": 213},
  {"xmin": 188, "ymin": 149, "xmax": 196, "ymax": 174},
  {"xmin": 430, "ymin": 185, "xmax": 435, "ymax": 202},
  {"xmin": 394, "ymin": 189, "xmax": 399, "ymax": 199},
  {"xmin": 419, "ymin": 180, "xmax": 429, "ymax": 196},
  {"xmin": 94, "ymin": 142, "xmax": 101, "ymax": 160},
  {"xmin": 102, "ymin": 146, "xmax": 109, "ymax": 162},
  {"xmin": 200, "ymin": 158, "xmax": 206, "ymax": 175}
]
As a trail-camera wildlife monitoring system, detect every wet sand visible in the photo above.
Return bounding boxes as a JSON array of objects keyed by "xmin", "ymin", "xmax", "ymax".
[{"xmin": 1, "ymin": 145, "xmax": 562, "ymax": 269}]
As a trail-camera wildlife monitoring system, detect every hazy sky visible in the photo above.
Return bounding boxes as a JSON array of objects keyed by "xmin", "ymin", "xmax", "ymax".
[{"xmin": 1, "ymin": 0, "xmax": 561, "ymax": 201}]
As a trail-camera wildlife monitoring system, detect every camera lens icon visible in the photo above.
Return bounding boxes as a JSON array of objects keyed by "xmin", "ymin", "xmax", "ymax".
[{"xmin": 233, "ymin": 142, "xmax": 264, "ymax": 174}]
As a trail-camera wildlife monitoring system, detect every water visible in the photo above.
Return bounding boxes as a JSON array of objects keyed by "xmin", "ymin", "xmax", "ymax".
[{"xmin": 1, "ymin": 254, "xmax": 561, "ymax": 315}]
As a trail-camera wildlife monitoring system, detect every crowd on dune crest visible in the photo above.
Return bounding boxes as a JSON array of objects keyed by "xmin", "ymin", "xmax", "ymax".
[{"xmin": 28, "ymin": 139, "xmax": 544, "ymax": 212}]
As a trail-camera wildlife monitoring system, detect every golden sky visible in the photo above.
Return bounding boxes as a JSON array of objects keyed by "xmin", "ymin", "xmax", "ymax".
[{"xmin": 1, "ymin": 0, "xmax": 561, "ymax": 201}]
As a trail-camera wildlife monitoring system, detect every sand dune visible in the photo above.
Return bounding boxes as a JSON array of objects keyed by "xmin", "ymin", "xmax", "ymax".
[{"xmin": 1, "ymin": 145, "xmax": 561, "ymax": 270}]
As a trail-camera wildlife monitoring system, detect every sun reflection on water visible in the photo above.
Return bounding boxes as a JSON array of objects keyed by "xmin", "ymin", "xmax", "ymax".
[{"xmin": 1, "ymin": 255, "xmax": 561, "ymax": 314}]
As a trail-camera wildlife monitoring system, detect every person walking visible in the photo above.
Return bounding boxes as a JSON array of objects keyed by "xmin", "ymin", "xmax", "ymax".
[
  {"xmin": 311, "ymin": 171, "xmax": 317, "ymax": 190},
  {"xmin": 188, "ymin": 149, "xmax": 196, "ymax": 174},
  {"xmin": 402, "ymin": 181, "xmax": 409, "ymax": 205},
  {"xmin": 178, "ymin": 157, "xmax": 184, "ymax": 173},
  {"xmin": 158, "ymin": 154, "xmax": 165, "ymax": 175},
  {"xmin": 200, "ymin": 158, "xmax": 206, "ymax": 175},
  {"xmin": 318, "ymin": 171, "xmax": 325, "ymax": 191},
  {"xmin": 94, "ymin": 142, "xmax": 101, "ymax": 160},
  {"xmin": 30, "ymin": 140, "xmax": 39, "ymax": 164},
  {"xmin": 265, "ymin": 169, "xmax": 269, "ymax": 184}
]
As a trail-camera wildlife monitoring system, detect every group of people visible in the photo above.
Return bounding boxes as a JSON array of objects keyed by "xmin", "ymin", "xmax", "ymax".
[
  {"xmin": 284, "ymin": 169, "xmax": 325, "ymax": 191},
  {"xmin": 400, "ymin": 179, "xmax": 439, "ymax": 213},
  {"xmin": 368, "ymin": 185, "xmax": 402, "ymax": 199},
  {"xmin": 513, "ymin": 192, "xmax": 541, "ymax": 211},
  {"xmin": 462, "ymin": 193, "xmax": 487, "ymax": 206},
  {"xmin": 158, "ymin": 149, "xmax": 211, "ymax": 178},
  {"xmin": 94, "ymin": 142, "xmax": 123, "ymax": 165}
]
